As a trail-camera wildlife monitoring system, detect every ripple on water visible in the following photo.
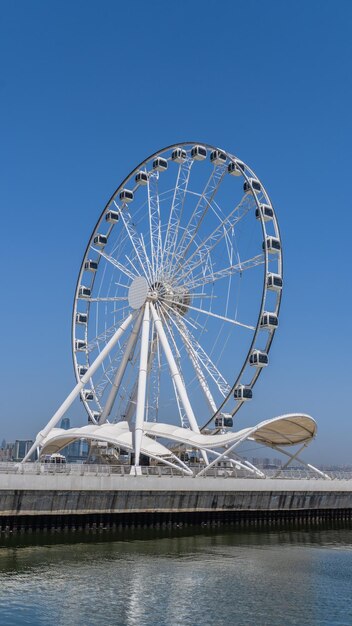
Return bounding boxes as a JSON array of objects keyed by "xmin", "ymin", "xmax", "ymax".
[{"xmin": 0, "ymin": 526, "xmax": 351, "ymax": 626}]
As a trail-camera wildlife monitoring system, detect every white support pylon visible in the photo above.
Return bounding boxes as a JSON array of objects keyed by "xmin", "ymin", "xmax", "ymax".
[
  {"xmin": 22, "ymin": 312, "xmax": 135, "ymax": 462},
  {"xmin": 99, "ymin": 308, "xmax": 144, "ymax": 424},
  {"xmin": 133, "ymin": 302, "xmax": 151, "ymax": 471},
  {"xmin": 150, "ymin": 302, "xmax": 208, "ymax": 465},
  {"xmin": 197, "ymin": 433, "xmax": 248, "ymax": 477},
  {"xmin": 271, "ymin": 444, "xmax": 331, "ymax": 480}
]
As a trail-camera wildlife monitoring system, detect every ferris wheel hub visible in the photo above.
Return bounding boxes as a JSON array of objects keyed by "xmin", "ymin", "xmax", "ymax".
[
  {"xmin": 128, "ymin": 276, "xmax": 149, "ymax": 309},
  {"xmin": 150, "ymin": 281, "xmax": 191, "ymax": 316}
]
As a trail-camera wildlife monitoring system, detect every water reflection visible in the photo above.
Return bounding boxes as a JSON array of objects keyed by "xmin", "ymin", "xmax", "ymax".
[{"xmin": 0, "ymin": 524, "xmax": 351, "ymax": 625}]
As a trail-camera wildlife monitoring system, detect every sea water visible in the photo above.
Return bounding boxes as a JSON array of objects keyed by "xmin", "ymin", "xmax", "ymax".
[{"xmin": 0, "ymin": 524, "xmax": 351, "ymax": 626}]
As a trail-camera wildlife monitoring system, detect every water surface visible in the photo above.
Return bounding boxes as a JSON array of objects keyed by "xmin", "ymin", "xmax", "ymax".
[{"xmin": 0, "ymin": 524, "xmax": 351, "ymax": 625}]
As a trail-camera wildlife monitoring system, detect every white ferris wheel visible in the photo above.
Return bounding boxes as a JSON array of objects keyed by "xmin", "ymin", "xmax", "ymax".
[
  {"xmin": 27, "ymin": 142, "xmax": 327, "ymax": 479},
  {"xmin": 72, "ymin": 142, "xmax": 282, "ymax": 434}
]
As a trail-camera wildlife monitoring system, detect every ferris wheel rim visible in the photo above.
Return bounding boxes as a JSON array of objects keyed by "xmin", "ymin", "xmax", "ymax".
[{"xmin": 72, "ymin": 142, "xmax": 283, "ymax": 428}]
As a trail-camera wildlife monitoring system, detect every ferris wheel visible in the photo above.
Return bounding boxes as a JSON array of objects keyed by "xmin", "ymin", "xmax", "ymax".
[
  {"xmin": 72, "ymin": 142, "xmax": 282, "ymax": 436},
  {"xmin": 22, "ymin": 142, "xmax": 324, "ymax": 478}
]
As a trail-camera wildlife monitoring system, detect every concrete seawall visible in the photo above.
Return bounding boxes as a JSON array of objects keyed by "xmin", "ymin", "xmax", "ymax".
[{"xmin": 0, "ymin": 473, "xmax": 352, "ymax": 530}]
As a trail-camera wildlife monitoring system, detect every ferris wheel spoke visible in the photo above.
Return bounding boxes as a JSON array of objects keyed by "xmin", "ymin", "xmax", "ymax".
[
  {"xmin": 172, "ymin": 195, "xmax": 255, "ymax": 285},
  {"xmin": 86, "ymin": 296, "xmax": 129, "ymax": 303},
  {"xmin": 179, "ymin": 333, "xmax": 217, "ymax": 414},
  {"xmin": 124, "ymin": 254, "xmax": 142, "ymax": 278},
  {"xmin": 157, "ymin": 305, "xmax": 192, "ymax": 421},
  {"xmin": 163, "ymin": 305, "xmax": 231, "ymax": 399},
  {"xmin": 183, "ymin": 254, "xmax": 265, "ymax": 292},
  {"xmin": 147, "ymin": 172, "xmax": 163, "ymax": 280},
  {"xmin": 160, "ymin": 298, "xmax": 207, "ymax": 333},
  {"xmin": 87, "ymin": 316, "xmax": 138, "ymax": 385},
  {"xmin": 140, "ymin": 232, "xmax": 154, "ymax": 282},
  {"xmin": 150, "ymin": 302, "xmax": 202, "ymax": 436},
  {"xmin": 171, "ymin": 378, "xmax": 189, "ymax": 428},
  {"xmin": 161, "ymin": 305, "xmax": 217, "ymax": 414},
  {"xmin": 90, "ymin": 351, "xmax": 122, "ymax": 401},
  {"xmin": 122, "ymin": 371, "xmax": 139, "ymax": 424},
  {"xmin": 189, "ymin": 292, "xmax": 217, "ymax": 300},
  {"xmin": 167, "ymin": 164, "xmax": 227, "ymax": 275},
  {"xmin": 114, "ymin": 280, "xmax": 130, "ymax": 289},
  {"xmin": 161, "ymin": 157, "xmax": 193, "ymax": 272},
  {"xmin": 158, "ymin": 305, "xmax": 182, "ymax": 362},
  {"xmin": 168, "ymin": 300, "xmax": 255, "ymax": 331},
  {"xmin": 185, "ymin": 193, "xmax": 251, "ymax": 266},
  {"xmin": 86, "ymin": 322, "xmax": 127, "ymax": 352},
  {"xmin": 111, "ymin": 303, "xmax": 134, "ymax": 317},
  {"xmin": 115, "ymin": 203, "xmax": 153, "ymax": 283},
  {"xmin": 92, "ymin": 247, "xmax": 136, "ymax": 282}
]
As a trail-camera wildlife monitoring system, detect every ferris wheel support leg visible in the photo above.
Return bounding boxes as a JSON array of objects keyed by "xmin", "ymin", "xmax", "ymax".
[
  {"xmin": 235, "ymin": 456, "xmax": 266, "ymax": 477},
  {"xmin": 271, "ymin": 444, "xmax": 306, "ymax": 478},
  {"xmin": 133, "ymin": 303, "xmax": 151, "ymax": 470},
  {"xmin": 270, "ymin": 445, "xmax": 331, "ymax": 480},
  {"xmin": 122, "ymin": 333, "xmax": 158, "ymax": 426},
  {"xmin": 150, "ymin": 302, "xmax": 209, "ymax": 466},
  {"xmin": 200, "ymin": 446, "xmax": 265, "ymax": 477},
  {"xmin": 99, "ymin": 308, "xmax": 144, "ymax": 424},
  {"xmin": 197, "ymin": 431, "xmax": 252, "ymax": 477},
  {"xmin": 22, "ymin": 312, "xmax": 135, "ymax": 463}
]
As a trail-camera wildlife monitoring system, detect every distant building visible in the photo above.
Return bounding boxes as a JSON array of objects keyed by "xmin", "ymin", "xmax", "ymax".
[
  {"xmin": 251, "ymin": 456, "xmax": 282, "ymax": 469},
  {"xmin": 14, "ymin": 440, "xmax": 34, "ymax": 462},
  {"xmin": 0, "ymin": 442, "xmax": 14, "ymax": 462},
  {"xmin": 59, "ymin": 438, "xmax": 89, "ymax": 463},
  {"xmin": 57, "ymin": 418, "xmax": 88, "ymax": 461},
  {"xmin": 60, "ymin": 417, "xmax": 71, "ymax": 430}
]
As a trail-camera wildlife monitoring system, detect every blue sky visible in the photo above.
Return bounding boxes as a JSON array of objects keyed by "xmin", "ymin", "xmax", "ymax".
[{"xmin": 1, "ymin": 0, "xmax": 351, "ymax": 463}]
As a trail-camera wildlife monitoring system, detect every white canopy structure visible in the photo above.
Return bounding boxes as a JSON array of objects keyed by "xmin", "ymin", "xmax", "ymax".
[
  {"xmin": 39, "ymin": 414, "xmax": 328, "ymax": 478},
  {"xmin": 39, "ymin": 421, "xmax": 193, "ymax": 475},
  {"xmin": 142, "ymin": 413, "xmax": 317, "ymax": 448}
]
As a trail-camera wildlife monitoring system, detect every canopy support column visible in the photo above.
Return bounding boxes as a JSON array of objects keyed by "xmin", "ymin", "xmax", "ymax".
[
  {"xmin": 198, "ymin": 446, "xmax": 264, "ymax": 477},
  {"xmin": 269, "ymin": 444, "xmax": 331, "ymax": 480},
  {"xmin": 197, "ymin": 429, "xmax": 255, "ymax": 477},
  {"xmin": 272, "ymin": 444, "xmax": 306, "ymax": 478}
]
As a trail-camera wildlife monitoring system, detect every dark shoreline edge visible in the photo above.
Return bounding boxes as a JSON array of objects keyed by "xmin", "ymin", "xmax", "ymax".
[{"xmin": 1, "ymin": 507, "xmax": 352, "ymax": 533}]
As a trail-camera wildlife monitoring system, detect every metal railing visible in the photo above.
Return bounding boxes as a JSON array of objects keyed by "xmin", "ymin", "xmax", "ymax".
[{"xmin": 0, "ymin": 462, "xmax": 352, "ymax": 480}]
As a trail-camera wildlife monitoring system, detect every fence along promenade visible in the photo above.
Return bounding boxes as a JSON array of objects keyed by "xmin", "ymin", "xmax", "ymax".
[{"xmin": 0, "ymin": 462, "xmax": 352, "ymax": 481}]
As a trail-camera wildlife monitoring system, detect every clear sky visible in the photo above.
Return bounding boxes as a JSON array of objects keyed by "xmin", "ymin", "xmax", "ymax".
[{"xmin": 1, "ymin": 0, "xmax": 351, "ymax": 463}]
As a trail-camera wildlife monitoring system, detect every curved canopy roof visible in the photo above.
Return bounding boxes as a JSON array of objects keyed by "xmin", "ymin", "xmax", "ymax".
[
  {"xmin": 248, "ymin": 414, "xmax": 317, "ymax": 446},
  {"xmin": 40, "ymin": 422, "xmax": 173, "ymax": 458},
  {"xmin": 40, "ymin": 413, "xmax": 316, "ymax": 459},
  {"xmin": 143, "ymin": 414, "xmax": 316, "ymax": 448},
  {"xmin": 142, "ymin": 421, "xmax": 249, "ymax": 448}
]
